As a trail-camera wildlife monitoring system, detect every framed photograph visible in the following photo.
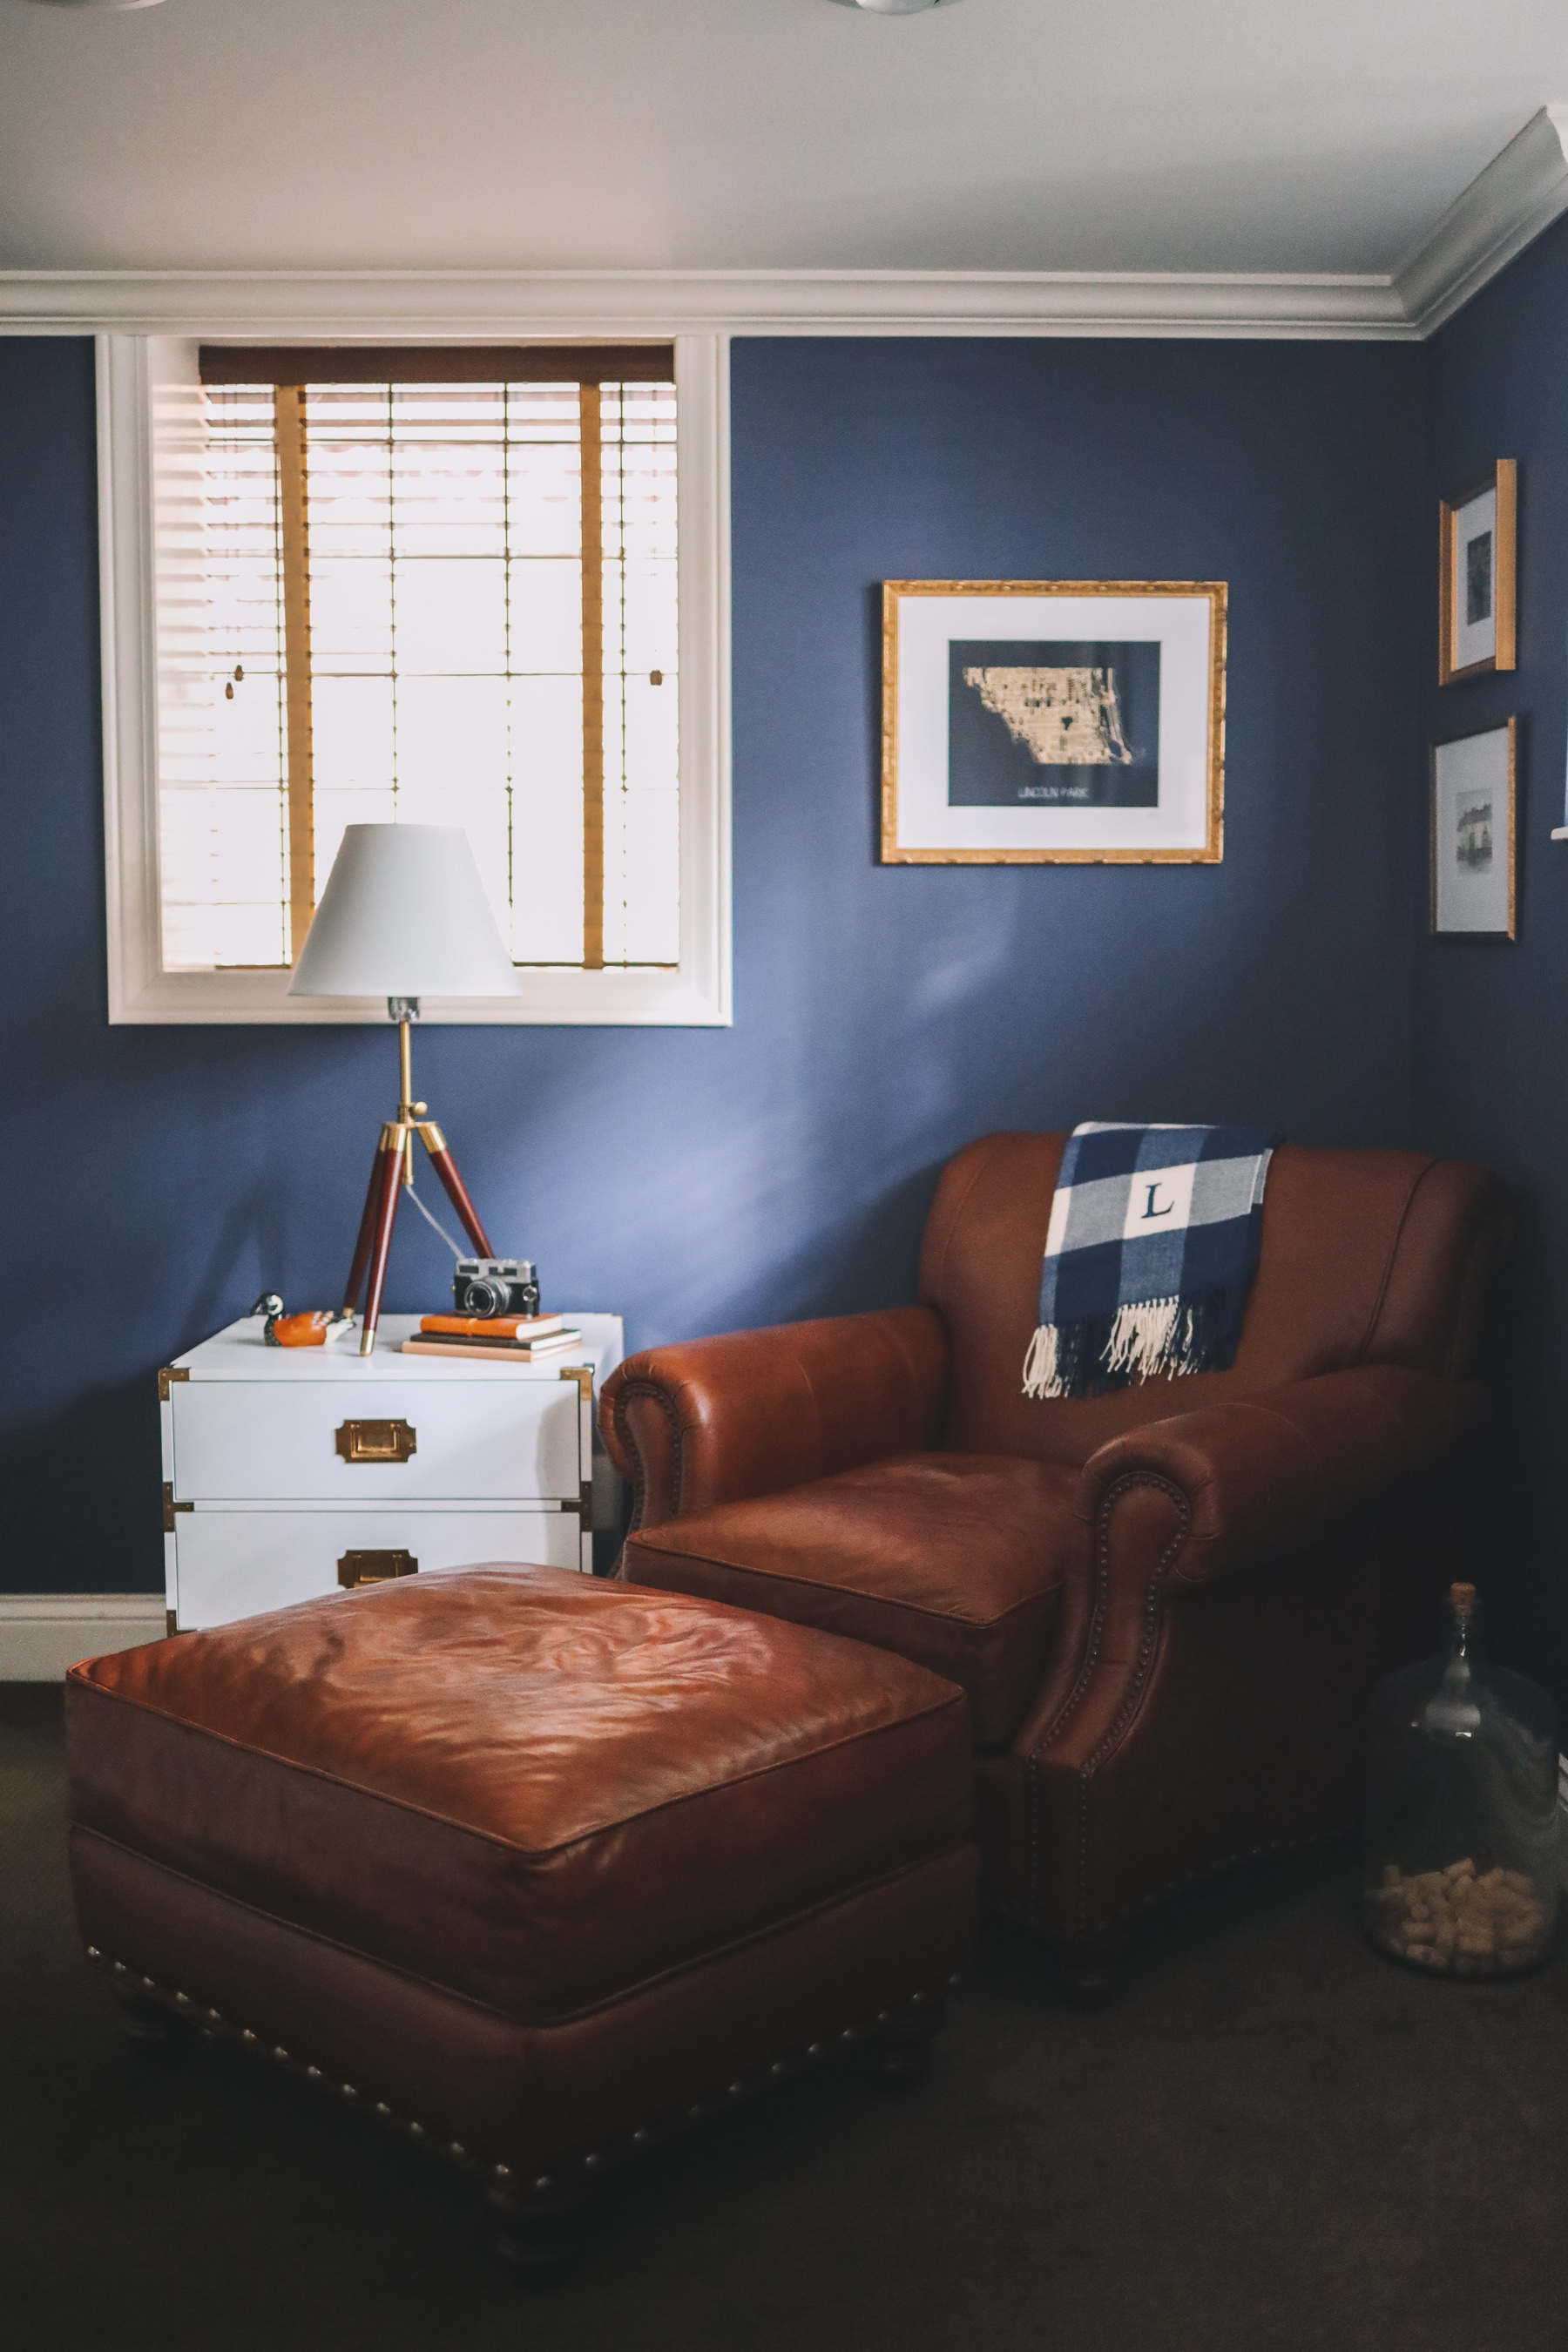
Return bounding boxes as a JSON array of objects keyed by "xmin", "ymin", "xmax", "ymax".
[
  {"xmin": 1438, "ymin": 461, "xmax": 1516, "ymax": 686},
  {"xmin": 1430, "ymin": 719, "xmax": 1517, "ymax": 939},
  {"xmin": 881, "ymin": 580, "xmax": 1225, "ymax": 864}
]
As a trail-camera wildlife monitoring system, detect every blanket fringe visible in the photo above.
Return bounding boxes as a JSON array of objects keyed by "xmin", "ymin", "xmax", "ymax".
[
  {"xmin": 1022, "ymin": 1288, "xmax": 1245, "ymax": 1398},
  {"xmin": 1021, "ymin": 1322, "xmax": 1062, "ymax": 1398},
  {"xmin": 1103, "ymin": 1296, "xmax": 1193, "ymax": 1382}
]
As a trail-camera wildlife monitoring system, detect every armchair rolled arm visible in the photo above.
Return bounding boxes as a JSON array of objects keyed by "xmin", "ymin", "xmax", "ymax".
[
  {"xmin": 1075, "ymin": 1361, "xmax": 1495, "ymax": 1589},
  {"xmin": 1013, "ymin": 1362, "xmax": 1497, "ymax": 1947},
  {"xmin": 600, "ymin": 1306, "xmax": 949, "ymax": 1531}
]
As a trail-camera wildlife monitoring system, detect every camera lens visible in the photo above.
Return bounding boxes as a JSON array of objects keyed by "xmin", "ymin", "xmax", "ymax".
[{"xmin": 462, "ymin": 1276, "xmax": 506, "ymax": 1317}]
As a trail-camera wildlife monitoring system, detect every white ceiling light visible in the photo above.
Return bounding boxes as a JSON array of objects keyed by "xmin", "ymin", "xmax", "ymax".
[
  {"xmin": 17, "ymin": 2, "xmax": 169, "ymax": 11},
  {"xmin": 828, "ymin": 0, "xmax": 957, "ymax": 13}
]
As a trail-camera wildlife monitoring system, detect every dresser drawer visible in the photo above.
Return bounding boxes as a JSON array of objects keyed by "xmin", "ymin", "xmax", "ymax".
[
  {"xmin": 172, "ymin": 1508, "xmax": 583, "ymax": 1631},
  {"xmin": 169, "ymin": 1376, "xmax": 582, "ymax": 1503}
]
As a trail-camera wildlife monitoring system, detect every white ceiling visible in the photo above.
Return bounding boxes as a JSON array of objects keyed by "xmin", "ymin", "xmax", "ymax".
[{"xmin": 0, "ymin": 0, "xmax": 1565, "ymax": 277}]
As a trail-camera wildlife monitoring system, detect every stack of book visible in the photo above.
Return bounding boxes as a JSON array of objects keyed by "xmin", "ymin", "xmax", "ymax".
[{"xmin": 400, "ymin": 1313, "xmax": 582, "ymax": 1364}]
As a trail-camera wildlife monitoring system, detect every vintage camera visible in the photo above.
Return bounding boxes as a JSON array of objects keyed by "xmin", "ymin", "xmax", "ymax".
[{"xmin": 452, "ymin": 1257, "xmax": 541, "ymax": 1319}]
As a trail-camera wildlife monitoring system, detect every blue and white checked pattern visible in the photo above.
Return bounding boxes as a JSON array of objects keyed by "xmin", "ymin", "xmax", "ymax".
[{"xmin": 1024, "ymin": 1122, "xmax": 1274, "ymax": 1398}]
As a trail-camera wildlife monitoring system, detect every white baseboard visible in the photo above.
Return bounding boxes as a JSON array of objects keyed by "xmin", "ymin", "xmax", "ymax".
[{"xmin": 0, "ymin": 1594, "xmax": 166, "ymax": 1681}]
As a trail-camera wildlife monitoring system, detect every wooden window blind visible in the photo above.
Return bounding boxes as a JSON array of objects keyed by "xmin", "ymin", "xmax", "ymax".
[{"xmin": 155, "ymin": 347, "xmax": 679, "ymax": 975}]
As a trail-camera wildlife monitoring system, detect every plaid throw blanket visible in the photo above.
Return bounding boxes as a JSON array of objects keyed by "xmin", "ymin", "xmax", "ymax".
[{"xmin": 1022, "ymin": 1122, "xmax": 1274, "ymax": 1399}]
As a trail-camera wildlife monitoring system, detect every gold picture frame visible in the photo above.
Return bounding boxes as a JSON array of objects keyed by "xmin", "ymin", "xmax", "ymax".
[
  {"xmin": 1438, "ymin": 461, "xmax": 1516, "ymax": 686},
  {"xmin": 1429, "ymin": 717, "xmax": 1517, "ymax": 941},
  {"xmin": 880, "ymin": 579, "xmax": 1226, "ymax": 865}
]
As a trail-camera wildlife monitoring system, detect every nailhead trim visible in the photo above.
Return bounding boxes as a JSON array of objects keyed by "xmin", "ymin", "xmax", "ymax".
[{"xmin": 82, "ymin": 1944, "xmax": 952, "ymax": 2195}]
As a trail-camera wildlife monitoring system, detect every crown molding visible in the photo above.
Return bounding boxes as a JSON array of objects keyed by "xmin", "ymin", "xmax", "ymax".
[
  {"xmin": 1396, "ymin": 105, "xmax": 1568, "ymax": 335},
  {"xmin": 0, "ymin": 265, "xmax": 1413, "ymax": 341},
  {"xmin": 2, "ymin": 108, "xmax": 1565, "ymax": 344}
]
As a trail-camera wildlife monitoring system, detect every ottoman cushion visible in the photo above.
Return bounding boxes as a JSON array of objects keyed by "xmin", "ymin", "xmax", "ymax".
[{"xmin": 67, "ymin": 1570, "xmax": 977, "ymax": 2141}]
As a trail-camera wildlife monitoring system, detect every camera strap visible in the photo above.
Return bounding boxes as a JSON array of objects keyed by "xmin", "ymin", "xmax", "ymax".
[{"xmin": 404, "ymin": 1180, "xmax": 465, "ymax": 1261}]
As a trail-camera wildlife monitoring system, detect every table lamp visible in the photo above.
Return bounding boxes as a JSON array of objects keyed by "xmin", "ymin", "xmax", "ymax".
[{"xmin": 288, "ymin": 823, "xmax": 522, "ymax": 1355}]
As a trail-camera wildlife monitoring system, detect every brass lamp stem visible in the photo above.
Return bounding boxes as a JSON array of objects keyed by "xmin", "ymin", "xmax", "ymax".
[
  {"xmin": 387, "ymin": 996, "xmax": 426, "ymax": 1190},
  {"xmin": 399, "ymin": 1019, "xmax": 415, "ymax": 1186}
]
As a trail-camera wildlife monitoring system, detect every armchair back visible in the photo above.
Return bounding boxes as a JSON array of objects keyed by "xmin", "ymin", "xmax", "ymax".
[{"xmin": 921, "ymin": 1133, "xmax": 1511, "ymax": 1470}]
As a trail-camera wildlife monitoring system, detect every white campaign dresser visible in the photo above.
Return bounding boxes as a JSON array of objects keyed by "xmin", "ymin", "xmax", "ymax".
[{"xmin": 158, "ymin": 1313, "xmax": 625, "ymax": 1632}]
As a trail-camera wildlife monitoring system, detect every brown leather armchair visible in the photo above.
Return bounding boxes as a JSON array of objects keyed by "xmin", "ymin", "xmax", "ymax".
[{"xmin": 601, "ymin": 1133, "xmax": 1511, "ymax": 1990}]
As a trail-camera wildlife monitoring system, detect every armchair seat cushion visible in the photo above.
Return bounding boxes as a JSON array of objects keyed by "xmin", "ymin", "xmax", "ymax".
[{"xmin": 625, "ymin": 1453, "xmax": 1078, "ymax": 1746}]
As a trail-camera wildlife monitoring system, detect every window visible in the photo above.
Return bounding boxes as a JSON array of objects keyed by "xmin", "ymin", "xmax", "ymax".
[{"xmin": 99, "ymin": 334, "xmax": 730, "ymax": 1024}]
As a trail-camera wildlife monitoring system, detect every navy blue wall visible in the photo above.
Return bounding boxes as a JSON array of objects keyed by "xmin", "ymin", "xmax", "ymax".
[
  {"xmin": 1415, "ymin": 213, "xmax": 1568, "ymax": 1704},
  {"xmin": 1, "ymin": 333, "xmax": 1424, "ymax": 1596}
]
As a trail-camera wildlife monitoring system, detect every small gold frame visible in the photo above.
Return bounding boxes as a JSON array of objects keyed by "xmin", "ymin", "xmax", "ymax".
[
  {"xmin": 1429, "ymin": 716, "xmax": 1517, "ymax": 941},
  {"xmin": 881, "ymin": 578, "xmax": 1226, "ymax": 866},
  {"xmin": 1438, "ymin": 462, "xmax": 1516, "ymax": 686}
]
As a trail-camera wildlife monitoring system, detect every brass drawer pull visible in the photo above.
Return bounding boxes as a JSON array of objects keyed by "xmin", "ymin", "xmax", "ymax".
[
  {"xmin": 338, "ymin": 1550, "xmax": 418, "ymax": 1589},
  {"xmin": 335, "ymin": 1418, "xmax": 417, "ymax": 1465}
]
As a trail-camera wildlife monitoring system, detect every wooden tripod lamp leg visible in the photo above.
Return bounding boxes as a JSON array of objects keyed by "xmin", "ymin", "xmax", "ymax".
[
  {"xmin": 358, "ymin": 1127, "xmax": 408, "ymax": 1357},
  {"xmin": 419, "ymin": 1124, "xmax": 496, "ymax": 1258},
  {"xmin": 341, "ymin": 1136, "xmax": 393, "ymax": 1317}
]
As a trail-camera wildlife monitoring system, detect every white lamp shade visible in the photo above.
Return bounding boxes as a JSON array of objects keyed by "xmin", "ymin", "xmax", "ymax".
[{"xmin": 287, "ymin": 825, "xmax": 521, "ymax": 999}]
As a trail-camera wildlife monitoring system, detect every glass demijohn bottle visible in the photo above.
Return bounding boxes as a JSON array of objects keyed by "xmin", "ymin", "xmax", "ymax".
[{"xmin": 1363, "ymin": 1582, "xmax": 1558, "ymax": 1977}]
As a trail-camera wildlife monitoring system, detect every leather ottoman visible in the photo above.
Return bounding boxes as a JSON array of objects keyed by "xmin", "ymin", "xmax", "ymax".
[{"xmin": 65, "ymin": 1566, "xmax": 977, "ymax": 2268}]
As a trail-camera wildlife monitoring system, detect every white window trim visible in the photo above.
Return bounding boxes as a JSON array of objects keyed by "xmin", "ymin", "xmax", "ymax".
[{"xmin": 98, "ymin": 329, "xmax": 731, "ymax": 1025}]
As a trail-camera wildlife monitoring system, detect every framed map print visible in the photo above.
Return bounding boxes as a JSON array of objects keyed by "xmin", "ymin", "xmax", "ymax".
[
  {"xmin": 1430, "ymin": 719, "xmax": 1517, "ymax": 940},
  {"xmin": 881, "ymin": 580, "xmax": 1226, "ymax": 864},
  {"xmin": 1438, "ymin": 461, "xmax": 1516, "ymax": 686}
]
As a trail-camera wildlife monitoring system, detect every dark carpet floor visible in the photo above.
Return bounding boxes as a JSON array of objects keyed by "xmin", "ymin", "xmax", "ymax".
[{"xmin": 5, "ymin": 1681, "xmax": 1567, "ymax": 2352}]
